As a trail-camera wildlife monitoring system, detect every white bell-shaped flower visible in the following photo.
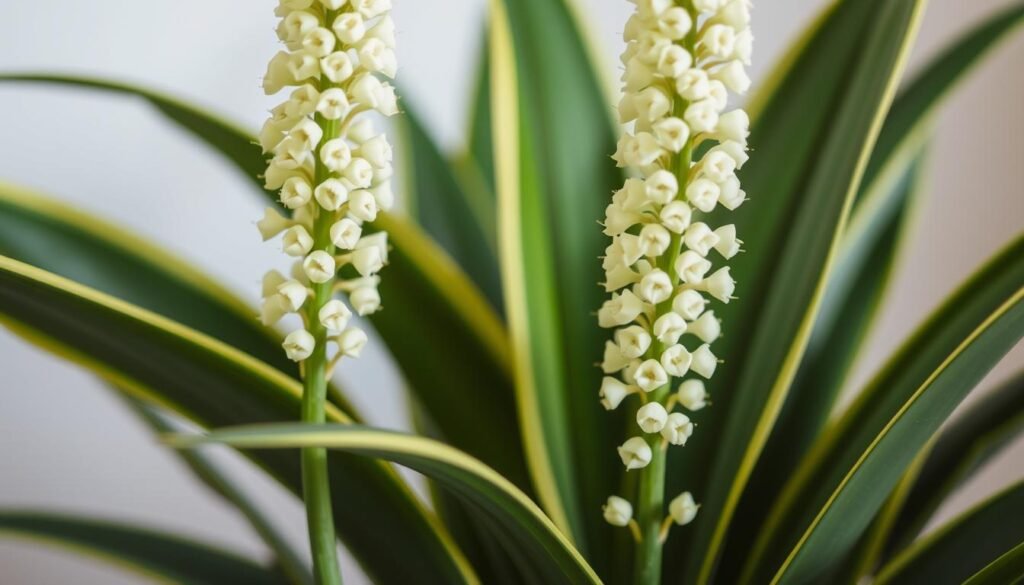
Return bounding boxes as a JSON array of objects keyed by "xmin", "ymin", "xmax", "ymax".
[
  {"xmin": 618, "ymin": 437, "xmax": 653, "ymax": 471},
  {"xmin": 689, "ymin": 311, "xmax": 721, "ymax": 344},
  {"xmin": 615, "ymin": 325, "xmax": 652, "ymax": 359},
  {"xmin": 277, "ymin": 280, "xmax": 309, "ymax": 311},
  {"xmin": 661, "ymin": 344, "xmax": 693, "ymax": 377},
  {"xmin": 653, "ymin": 117, "xmax": 690, "ymax": 153},
  {"xmin": 669, "ymin": 491, "xmax": 699, "ymax": 525},
  {"xmin": 634, "ymin": 359, "xmax": 669, "ymax": 392},
  {"xmin": 333, "ymin": 12, "xmax": 366, "ymax": 44},
  {"xmin": 603, "ymin": 496, "xmax": 634, "ymax": 527},
  {"xmin": 337, "ymin": 326, "xmax": 369, "ymax": 357},
  {"xmin": 677, "ymin": 379, "xmax": 708, "ymax": 411},
  {"xmin": 660, "ymin": 201, "xmax": 693, "ymax": 234},
  {"xmin": 315, "ymin": 179, "xmax": 349, "ymax": 211},
  {"xmin": 645, "ymin": 170, "xmax": 679, "ymax": 204},
  {"xmin": 673, "ymin": 289, "xmax": 707, "ymax": 321},
  {"xmin": 653, "ymin": 312, "xmax": 687, "ymax": 345},
  {"xmin": 690, "ymin": 344, "xmax": 719, "ymax": 378},
  {"xmin": 702, "ymin": 267, "xmax": 736, "ymax": 303},
  {"xmin": 662, "ymin": 413, "xmax": 695, "ymax": 446},
  {"xmin": 319, "ymin": 299, "xmax": 352, "ymax": 333},
  {"xmin": 713, "ymin": 225, "xmax": 742, "ymax": 259},
  {"xmin": 282, "ymin": 225, "xmax": 314, "ymax": 257},
  {"xmin": 319, "ymin": 138, "xmax": 352, "ymax": 173},
  {"xmin": 347, "ymin": 190, "xmax": 379, "ymax": 222},
  {"xmin": 352, "ymin": 245, "xmax": 384, "ymax": 276},
  {"xmin": 331, "ymin": 218, "xmax": 363, "ymax": 250},
  {"xmin": 316, "ymin": 88, "xmax": 350, "ymax": 120},
  {"xmin": 599, "ymin": 376, "xmax": 634, "ymax": 411},
  {"xmin": 686, "ymin": 178, "xmax": 720, "ymax": 213},
  {"xmin": 321, "ymin": 51, "xmax": 355, "ymax": 83},
  {"xmin": 349, "ymin": 285, "xmax": 381, "ymax": 315},
  {"xmin": 637, "ymin": 402, "xmax": 669, "ymax": 433},
  {"xmin": 675, "ymin": 250, "xmax": 712, "ymax": 284},
  {"xmin": 685, "ymin": 223, "xmax": 720, "ymax": 256},
  {"xmin": 684, "ymin": 100, "xmax": 720, "ymax": 134},
  {"xmin": 283, "ymin": 329, "xmax": 316, "ymax": 362},
  {"xmin": 257, "ymin": 207, "xmax": 294, "ymax": 241},
  {"xmin": 638, "ymin": 269, "xmax": 673, "ymax": 304},
  {"xmin": 303, "ymin": 250, "xmax": 337, "ymax": 283},
  {"xmin": 602, "ymin": 341, "xmax": 632, "ymax": 374}
]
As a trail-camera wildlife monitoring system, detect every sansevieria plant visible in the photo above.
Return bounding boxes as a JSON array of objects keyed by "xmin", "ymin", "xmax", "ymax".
[{"xmin": 0, "ymin": 0, "xmax": 1022, "ymax": 583}]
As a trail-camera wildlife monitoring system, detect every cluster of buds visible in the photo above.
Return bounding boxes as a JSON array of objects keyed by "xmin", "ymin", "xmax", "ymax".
[
  {"xmin": 256, "ymin": 0, "xmax": 398, "ymax": 367},
  {"xmin": 599, "ymin": 0, "xmax": 752, "ymax": 535}
]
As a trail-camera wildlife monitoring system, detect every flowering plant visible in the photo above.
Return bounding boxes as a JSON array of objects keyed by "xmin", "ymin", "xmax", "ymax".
[{"xmin": 0, "ymin": 0, "xmax": 1022, "ymax": 584}]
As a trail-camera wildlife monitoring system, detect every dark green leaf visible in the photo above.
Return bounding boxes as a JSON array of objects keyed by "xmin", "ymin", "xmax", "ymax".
[
  {"xmin": 0, "ymin": 511, "xmax": 285, "ymax": 585},
  {"xmin": 0, "ymin": 257, "xmax": 475, "ymax": 585},
  {"xmin": 397, "ymin": 97, "xmax": 503, "ymax": 312},
  {"xmin": 885, "ymin": 370, "xmax": 1024, "ymax": 555},
  {"xmin": 875, "ymin": 480, "xmax": 1024, "ymax": 584},
  {"xmin": 489, "ymin": 0, "xmax": 623, "ymax": 564},
  {"xmin": 674, "ymin": 0, "xmax": 928, "ymax": 581},
  {"xmin": 963, "ymin": 541, "xmax": 1024, "ymax": 585},
  {"xmin": 744, "ymin": 235, "xmax": 1024, "ymax": 584},
  {"xmin": 0, "ymin": 73, "xmax": 529, "ymax": 499},
  {"xmin": 171, "ymin": 424, "xmax": 600, "ymax": 585}
]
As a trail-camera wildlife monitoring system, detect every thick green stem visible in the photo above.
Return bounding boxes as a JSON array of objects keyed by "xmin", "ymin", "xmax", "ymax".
[{"xmin": 301, "ymin": 9, "xmax": 344, "ymax": 582}]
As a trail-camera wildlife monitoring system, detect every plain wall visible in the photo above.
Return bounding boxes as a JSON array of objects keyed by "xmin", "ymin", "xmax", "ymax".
[{"xmin": 0, "ymin": 1, "xmax": 1021, "ymax": 583}]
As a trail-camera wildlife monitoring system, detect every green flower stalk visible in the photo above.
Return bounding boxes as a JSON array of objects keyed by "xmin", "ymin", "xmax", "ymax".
[
  {"xmin": 256, "ymin": 0, "xmax": 398, "ymax": 583},
  {"xmin": 599, "ymin": 0, "xmax": 752, "ymax": 583}
]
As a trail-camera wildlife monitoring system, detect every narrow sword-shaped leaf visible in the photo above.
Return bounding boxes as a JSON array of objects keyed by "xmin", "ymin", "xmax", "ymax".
[
  {"xmin": 0, "ymin": 257, "xmax": 476, "ymax": 585},
  {"xmin": 874, "ymin": 480, "xmax": 1024, "ymax": 585},
  {"xmin": 170, "ymin": 424, "xmax": 601, "ymax": 585},
  {"xmin": 744, "ymin": 235, "xmax": 1024, "ymax": 584},
  {"xmin": 0, "ymin": 511, "xmax": 286, "ymax": 585},
  {"xmin": 963, "ymin": 541, "xmax": 1024, "ymax": 585},
  {"xmin": 674, "ymin": 1, "xmax": 927, "ymax": 581}
]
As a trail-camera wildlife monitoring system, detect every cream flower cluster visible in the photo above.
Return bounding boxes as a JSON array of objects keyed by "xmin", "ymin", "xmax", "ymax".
[
  {"xmin": 599, "ymin": 0, "xmax": 752, "ymax": 531},
  {"xmin": 256, "ymin": 0, "xmax": 398, "ymax": 366}
]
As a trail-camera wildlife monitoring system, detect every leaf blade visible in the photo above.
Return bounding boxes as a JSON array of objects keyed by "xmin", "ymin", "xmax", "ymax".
[
  {"xmin": 0, "ymin": 256, "xmax": 475, "ymax": 585},
  {"xmin": 172, "ymin": 424, "xmax": 600, "ymax": 585},
  {"xmin": 0, "ymin": 511, "xmax": 286, "ymax": 585}
]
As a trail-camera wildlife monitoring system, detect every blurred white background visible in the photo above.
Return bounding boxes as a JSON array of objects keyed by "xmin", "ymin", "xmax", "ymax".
[{"xmin": 0, "ymin": 1, "xmax": 1021, "ymax": 583}]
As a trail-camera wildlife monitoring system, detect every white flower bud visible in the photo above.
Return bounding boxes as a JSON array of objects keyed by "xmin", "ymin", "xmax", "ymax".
[
  {"xmin": 635, "ymin": 31, "xmax": 671, "ymax": 64},
  {"xmin": 331, "ymin": 218, "xmax": 362, "ymax": 250},
  {"xmin": 623, "ymin": 57, "xmax": 655, "ymax": 92},
  {"xmin": 673, "ymin": 290, "xmax": 707, "ymax": 321},
  {"xmin": 662, "ymin": 413, "xmax": 695, "ymax": 446},
  {"xmin": 653, "ymin": 312, "xmax": 687, "ymax": 345},
  {"xmin": 615, "ymin": 325, "xmax": 652, "ymax": 359},
  {"xmin": 600, "ymin": 376, "xmax": 634, "ymax": 410},
  {"xmin": 689, "ymin": 311, "xmax": 721, "ymax": 344},
  {"xmin": 713, "ymin": 225, "xmax": 742, "ymax": 259},
  {"xmin": 713, "ymin": 60, "xmax": 751, "ymax": 94},
  {"xmin": 661, "ymin": 344, "xmax": 693, "ymax": 377},
  {"xmin": 282, "ymin": 11, "xmax": 319, "ymax": 44},
  {"xmin": 700, "ymin": 150, "xmax": 738, "ymax": 183},
  {"xmin": 603, "ymin": 496, "xmax": 634, "ymax": 527},
  {"xmin": 685, "ymin": 100, "xmax": 720, "ymax": 134},
  {"xmin": 261, "ymin": 206, "xmax": 297, "ymax": 244},
  {"xmin": 638, "ymin": 224, "xmax": 672, "ymax": 258},
  {"xmin": 333, "ymin": 12, "xmax": 366, "ymax": 44},
  {"xmin": 637, "ymin": 402, "xmax": 669, "ymax": 433},
  {"xmin": 359, "ymin": 135, "xmax": 393, "ymax": 169},
  {"xmin": 734, "ymin": 28, "xmax": 754, "ymax": 65},
  {"xmin": 277, "ymin": 280, "xmax": 309, "ymax": 311},
  {"xmin": 684, "ymin": 223, "xmax": 720, "ymax": 256},
  {"xmin": 718, "ymin": 175, "xmax": 747, "ymax": 210},
  {"xmin": 263, "ymin": 51, "xmax": 295, "ymax": 95},
  {"xmin": 675, "ymin": 251, "xmax": 711, "ymax": 284},
  {"xmin": 337, "ymin": 327, "xmax": 369, "ymax": 357},
  {"xmin": 678, "ymin": 380, "xmax": 709, "ymax": 411},
  {"xmin": 260, "ymin": 294, "xmax": 290, "ymax": 327},
  {"xmin": 669, "ymin": 492, "xmax": 699, "ymax": 525},
  {"xmin": 321, "ymin": 51, "xmax": 355, "ymax": 83},
  {"xmin": 316, "ymin": 88, "xmax": 350, "ymax": 120},
  {"xmin": 676, "ymin": 69, "xmax": 711, "ymax": 102},
  {"xmin": 660, "ymin": 201, "xmax": 693, "ymax": 234},
  {"xmin": 287, "ymin": 51, "xmax": 321, "ymax": 83},
  {"xmin": 366, "ymin": 14, "xmax": 396, "ymax": 48},
  {"xmin": 352, "ymin": 245, "xmax": 384, "ymax": 276},
  {"xmin": 653, "ymin": 117, "xmax": 691, "ymax": 153},
  {"xmin": 302, "ymin": 27, "xmax": 336, "ymax": 58},
  {"xmin": 319, "ymin": 299, "xmax": 352, "ymax": 333},
  {"xmin": 700, "ymin": 24, "xmax": 736, "ymax": 60},
  {"xmin": 283, "ymin": 329, "xmax": 316, "ymax": 362},
  {"xmin": 618, "ymin": 437, "xmax": 653, "ymax": 470},
  {"xmin": 319, "ymin": 139, "xmax": 352, "ymax": 173},
  {"xmin": 262, "ymin": 270, "xmax": 289, "ymax": 299},
  {"xmin": 303, "ymin": 251, "xmax": 337, "ymax": 283},
  {"xmin": 702, "ymin": 267, "xmax": 736, "ymax": 303},
  {"xmin": 347, "ymin": 190, "xmax": 379, "ymax": 222},
  {"xmin": 359, "ymin": 38, "xmax": 398, "ymax": 78},
  {"xmin": 713, "ymin": 109, "xmax": 750, "ymax": 145},
  {"xmin": 313, "ymin": 179, "xmax": 348, "ymax": 211},
  {"xmin": 280, "ymin": 177, "xmax": 313, "ymax": 209},
  {"xmin": 282, "ymin": 225, "xmax": 314, "ymax": 257},
  {"xmin": 635, "ymin": 87, "xmax": 672, "ymax": 122},
  {"xmin": 657, "ymin": 45, "xmax": 692, "ymax": 79},
  {"xmin": 344, "ymin": 158, "xmax": 374, "ymax": 189},
  {"xmin": 713, "ymin": 140, "xmax": 750, "ymax": 169},
  {"xmin": 658, "ymin": 7, "xmax": 692, "ymax": 40},
  {"xmin": 685, "ymin": 178, "xmax": 721, "ymax": 213},
  {"xmin": 352, "ymin": 0, "xmax": 391, "ymax": 19},
  {"xmin": 644, "ymin": 170, "xmax": 679, "ymax": 204},
  {"xmin": 598, "ymin": 290, "xmax": 646, "ymax": 328},
  {"xmin": 634, "ymin": 359, "xmax": 669, "ymax": 393},
  {"xmin": 350, "ymin": 285, "xmax": 382, "ymax": 315},
  {"xmin": 602, "ymin": 341, "xmax": 631, "ymax": 374},
  {"xmin": 371, "ymin": 180, "xmax": 395, "ymax": 211},
  {"xmin": 715, "ymin": 0, "xmax": 752, "ymax": 28},
  {"xmin": 690, "ymin": 344, "xmax": 719, "ymax": 378},
  {"xmin": 638, "ymin": 269, "xmax": 673, "ymax": 304},
  {"xmin": 618, "ymin": 93, "xmax": 639, "ymax": 124}
]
